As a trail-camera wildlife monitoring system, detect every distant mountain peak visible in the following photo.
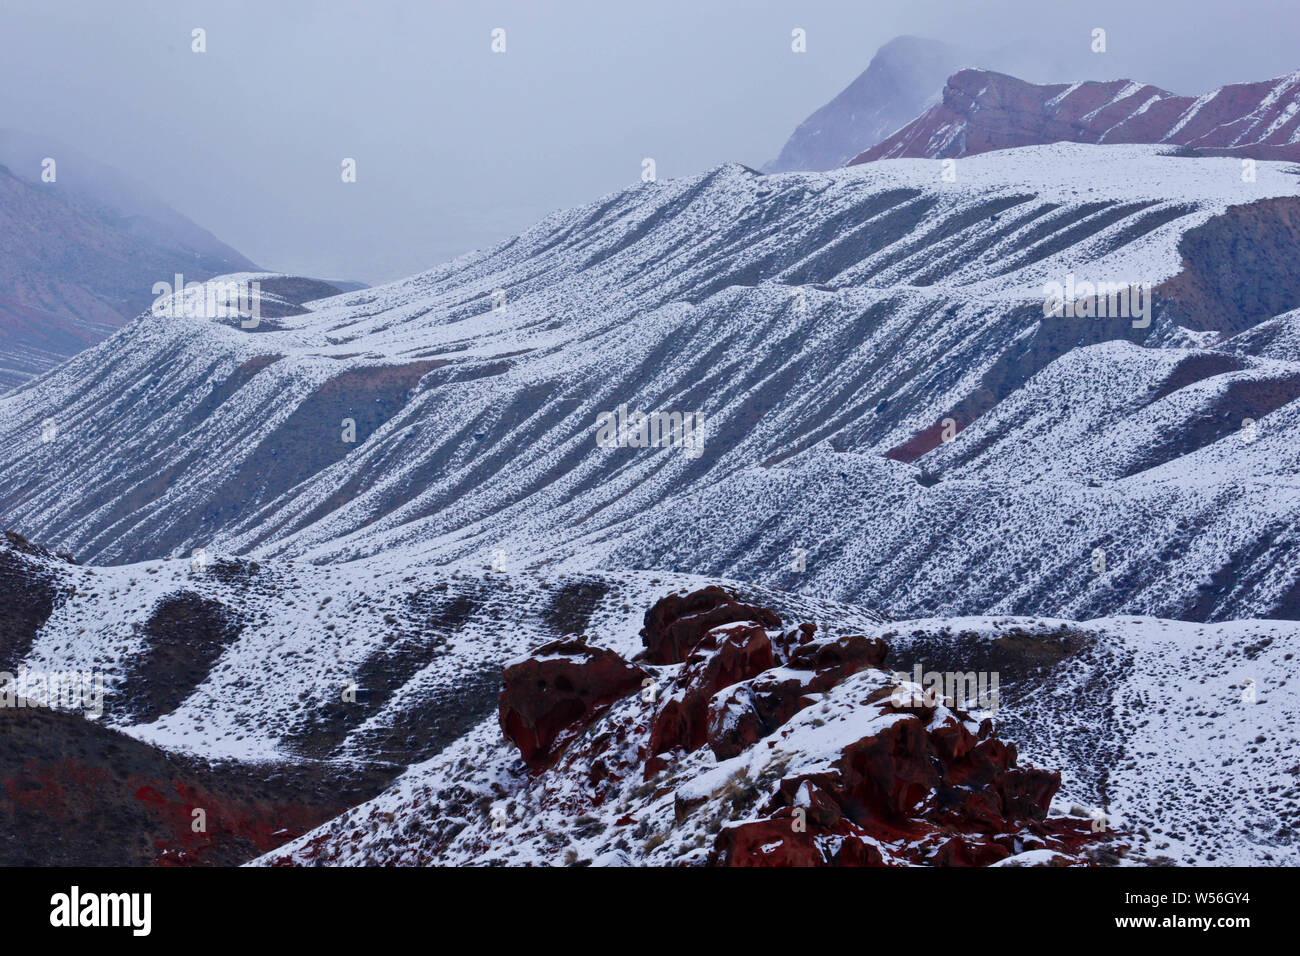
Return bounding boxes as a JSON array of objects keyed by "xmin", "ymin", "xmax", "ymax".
[
  {"xmin": 763, "ymin": 35, "xmax": 965, "ymax": 173},
  {"xmin": 849, "ymin": 68, "xmax": 1300, "ymax": 164}
]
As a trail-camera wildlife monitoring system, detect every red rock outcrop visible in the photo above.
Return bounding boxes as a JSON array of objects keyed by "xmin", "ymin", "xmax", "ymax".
[
  {"xmin": 648, "ymin": 621, "xmax": 776, "ymax": 761},
  {"xmin": 638, "ymin": 586, "xmax": 781, "ymax": 665},
  {"xmin": 702, "ymin": 675, "xmax": 1106, "ymax": 867},
  {"xmin": 706, "ymin": 631, "xmax": 889, "ymax": 760},
  {"xmin": 706, "ymin": 701, "xmax": 1097, "ymax": 867},
  {"xmin": 498, "ymin": 587, "xmax": 1117, "ymax": 867},
  {"xmin": 498, "ymin": 635, "xmax": 647, "ymax": 771}
]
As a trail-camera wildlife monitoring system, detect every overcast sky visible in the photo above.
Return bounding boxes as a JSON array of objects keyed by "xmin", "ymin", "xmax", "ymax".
[{"xmin": 2, "ymin": 0, "xmax": 1298, "ymax": 284}]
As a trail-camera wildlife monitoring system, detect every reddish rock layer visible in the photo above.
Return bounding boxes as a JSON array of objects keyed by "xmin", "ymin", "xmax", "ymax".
[
  {"xmin": 851, "ymin": 69, "xmax": 1300, "ymax": 164},
  {"xmin": 638, "ymin": 585, "xmax": 781, "ymax": 665}
]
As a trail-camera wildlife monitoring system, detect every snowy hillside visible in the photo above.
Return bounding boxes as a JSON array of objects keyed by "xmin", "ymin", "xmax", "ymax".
[
  {"xmin": 257, "ymin": 588, "xmax": 1300, "ymax": 868},
  {"xmin": 1, "ymin": 145, "xmax": 1298, "ymax": 625},
  {"xmin": 7, "ymin": 530, "xmax": 1292, "ymax": 867}
]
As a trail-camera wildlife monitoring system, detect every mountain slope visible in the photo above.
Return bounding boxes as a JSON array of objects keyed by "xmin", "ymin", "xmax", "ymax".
[
  {"xmin": 5, "ymin": 533, "xmax": 1294, "ymax": 867},
  {"xmin": 0, "ymin": 136, "xmax": 259, "ymax": 388},
  {"xmin": 0, "ymin": 130, "xmax": 258, "ymax": 277},
  {"xmin": 259, "ymin": 589, "xmax": 1300, "ymax": 868},
  {"xmin": 0, "ymin": 145, "xmax": 1298, "ymax": 625},
  {"xmin": 0, "ymin": 533, "xmax": 883, "ymax": 764},
  {"xmin": 0, "ymin": 295, "xmax": 114, "ymax": 391},
  {"xmin": 851, "ymin": 69, "xmax": 1300, "ymax": 164}
]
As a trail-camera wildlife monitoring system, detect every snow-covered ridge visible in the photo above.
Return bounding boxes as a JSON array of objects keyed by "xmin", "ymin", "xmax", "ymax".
[
  {"xmin": 1, "ymin": 145, "xmax": 1298, "ymax": 624},
  {"xmin": 3, "ymin": 536, "xmax": 882, "ymax": 764}
]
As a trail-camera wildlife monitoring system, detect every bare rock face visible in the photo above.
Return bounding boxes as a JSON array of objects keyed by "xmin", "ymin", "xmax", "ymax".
[
  {"xmin": 709, "ymin": 814, "xmax": 884, "ymax": 867},
  {"xmin": 851, "ymin": 68, "xmax": 1300, "ymax": 164},
  {"xmin": 705, "ymin": 630, "xmax": 889, "ymax": 761},
  {"xmin": 647, "ymin": 621, "xmax": 776, "ymax": 761},
  {"xmin": 704, "ymin": 690, "xmax": 1095, "ymax": 867},
  {"xmin": 497, "ymin": 587, "xmax": 1115, "ymax": 866},
  {"xmin": 498, "ymin": 635, "xmax": 647, "ymax": 771},
  {"xmin": 638, "ymin": 585, "xmax": 781, "ymax": 665}
]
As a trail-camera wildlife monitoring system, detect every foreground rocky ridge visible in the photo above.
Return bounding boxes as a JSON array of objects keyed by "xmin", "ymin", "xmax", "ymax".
[
  {"xmin": 5, "ymin": 530, "xmax": 1296, "ymax": 865},
  {"xmin": 0, "ymin": 534, "xmax": 884, "ymax": 764},
  {"xmin": 494, "ymin": 587, "xmax": 1108, "ymax": 867},
  {"xmin": 264, "ymin": 586, "xmax": 1300, "ymax": 867}
]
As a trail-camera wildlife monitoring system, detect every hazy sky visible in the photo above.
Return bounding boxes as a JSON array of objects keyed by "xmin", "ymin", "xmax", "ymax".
[{"xmin": 2, "ymin": 0, "xmax": 1298, "ymax": 284}]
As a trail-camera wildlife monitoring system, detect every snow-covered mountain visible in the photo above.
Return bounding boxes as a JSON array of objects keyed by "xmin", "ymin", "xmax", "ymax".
[
  {"xmin": 851, "ymin": 69, "xmax": 1300, "ymax": 164},
  {"xmin": 1, "ymin": 144, "xmax": 1298, "ymax": 623},
  {"xmin": 3, "ymin": 133, "xmax": 1300, "ymax": 867},
  {"xmin": 764, "ymin": 36, "xmax": 966, "ymax": 172}
]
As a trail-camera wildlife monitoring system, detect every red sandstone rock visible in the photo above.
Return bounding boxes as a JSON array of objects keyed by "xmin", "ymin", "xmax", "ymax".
[
  {"xmin": 742, "ymin": 692, "xmax": 1084, "ymax": 865},
  {"xmin": 639, "ymin": 586, "xmax": 781, "ymax": 664},
  {"xmin": 709, "ymin": 817, "xmax": 825, "ymax": 867},
  {"xmin": 770, "ymin": 621, "xmax": 817, "ymax": 661},
  {"xmin": 706, "ymin": 670, "xmax": 815, "ymax": 760},
  {"xmin": 836, "ymin": 717, "xmax": 940, "ymax": 818},
  {"xmin": 706, "ymin": 683, "xmax": 768, "ymax": 761},
  {"xmin": 709, "ymin": 814, "xmax": 886, "ymax": 867},
  {"xmin": 499, "ymin": 588, "xmax": 1117, "ymax": 867},
  {"xmin": 706, "ymin": 633, "xmax": 889, "ymax": 760},
  {"xmin": 930, "ymin": 835, "xmax": 1011, "ymax": 867},
  {"xmin": 649, "ymin": 622, "xmax": 775, "ymax": 758},
  {"xmin": 498, "ymin": 636, "xmax": 646, "ymax": 771},
  {"xmin": 788, "ymin": 632, "xmax": 888, "ymax": 678}
]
